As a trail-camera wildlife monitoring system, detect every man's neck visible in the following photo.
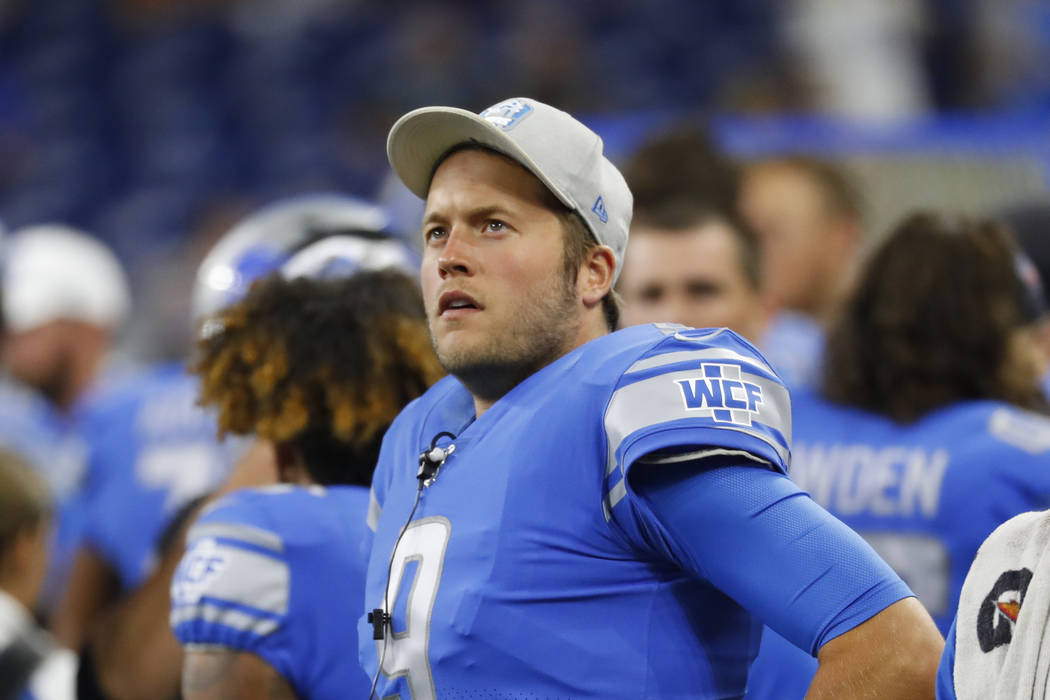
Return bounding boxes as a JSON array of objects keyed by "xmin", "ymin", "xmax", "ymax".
[{"xmin": 471, "ymin": 321, "xmax": 609, "ymax": 418}]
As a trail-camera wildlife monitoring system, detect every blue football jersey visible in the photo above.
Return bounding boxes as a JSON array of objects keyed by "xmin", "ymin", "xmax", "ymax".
[
  {"xmin": 757, "ymin": 311, "xmax": 825, "ymax": 391},
  {"xmin": 790, "ymin": 391, "xmax": 1050, "ymax": 633},
  {"xmin": 0, "ymin": 377, "xmax": 88, "ymax": 611},
  {"xmin": 743, "ymin": 627, "xmax": 818, "ymax": 700},
  {"xmin": 361, "ymin": 324, "xmax": 799, "ymax": 699},
  {"xmin": 77, "ymin": 362, "xmax": 240, "ymax": 589},
  {"xmin": 937, "ymin": 618, "xmax": 958, "ymax": 700},
  {"xmin": 171, "ymin": 485, "xmax": 372, "ymax": 699}
]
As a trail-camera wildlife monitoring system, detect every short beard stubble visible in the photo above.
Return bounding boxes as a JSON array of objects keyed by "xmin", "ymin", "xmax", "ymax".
[{"xmin": 431, "ymin": 266, "xmax": 581, "ymax": 406}]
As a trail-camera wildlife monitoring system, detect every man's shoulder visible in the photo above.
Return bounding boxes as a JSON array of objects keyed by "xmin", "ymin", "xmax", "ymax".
[
  {"xmin": 172, "ymin": 486, "xmax": 364, "ymax": 639},
  {"xmin": 961, "ymin": 401, "xmax": 1050, "ymax": 457},
  {"xmin": 599, "ymin": 325, "xmax": 792, "ymax": 478},
  {"xmin": 194, "ymin": 485, "xmax": 366, "ymax": 546},
  {"xmin": 588, "ymin": 324, "xmax": 782, "ymax": 388},
  {"xmin": 76, "ymin": 361, "xmax": 209, "ymax": 438}
]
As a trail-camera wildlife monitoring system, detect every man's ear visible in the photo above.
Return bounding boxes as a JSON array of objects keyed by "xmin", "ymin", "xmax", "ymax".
[{"xmin": 579, "ymin": 246, "xmax": 616, "ymax": 308}]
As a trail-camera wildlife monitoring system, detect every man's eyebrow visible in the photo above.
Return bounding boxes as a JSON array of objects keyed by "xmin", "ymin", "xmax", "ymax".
[
  {"xmin": 421, "ymin": 211, "xmax": 446, "ymax": 228},
  {"xmin": 422, "ymin": 205, "xmax": 517, "ymax": 227},
  {"xmin": 470, "ymin": 205, "xmax": 517, "ymax": 221}
]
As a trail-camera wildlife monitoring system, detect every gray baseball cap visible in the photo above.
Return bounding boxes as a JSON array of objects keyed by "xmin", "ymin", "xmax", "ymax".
[{"xmin": 387, "ymin": 97, "xmax": 632, "ymax": 283}]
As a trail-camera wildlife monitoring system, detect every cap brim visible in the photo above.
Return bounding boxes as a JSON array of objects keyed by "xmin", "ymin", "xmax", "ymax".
[{"xmin": 386, "ymin": 106, "xmax": 573, "ymax": 208}]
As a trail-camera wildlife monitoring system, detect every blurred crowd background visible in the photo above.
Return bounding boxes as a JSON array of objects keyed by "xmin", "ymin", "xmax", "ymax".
[
  {"xmin": 0, "ymin": 0, "xmax": 1047, "ymax": 362},
  {"xmin": 1, "ymin": 2, "xmax": 1050, "ymax": 698}
]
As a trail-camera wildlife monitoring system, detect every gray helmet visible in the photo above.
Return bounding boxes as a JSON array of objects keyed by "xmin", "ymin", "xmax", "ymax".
[{"xmin": 192, "ymin": 193, "xmax": 416, "ymax": 322}]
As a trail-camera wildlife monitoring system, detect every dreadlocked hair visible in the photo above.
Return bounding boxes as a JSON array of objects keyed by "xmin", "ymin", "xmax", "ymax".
[{"xmin": 194, "ymin": 269, "xmax": 445, "ymax": 487}]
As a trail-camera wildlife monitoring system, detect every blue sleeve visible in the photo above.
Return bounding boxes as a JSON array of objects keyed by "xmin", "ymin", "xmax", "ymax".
[
  {"xmin": 169, "ymin": 500, "xmax": 296, "ymax": 684},
  {"xmin": 936, "ymin": 617, "xmax": 958, "ymax": 700},
  {"xmin": 630, "ymin": 461, "xmax": 914, "ymax": 655}
]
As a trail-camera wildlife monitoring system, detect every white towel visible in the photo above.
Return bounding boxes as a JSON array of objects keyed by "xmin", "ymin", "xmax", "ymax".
[
  {"xmin": 954, "ymin": 509, "xmax": 1050, "ymax": 699},
  {"xmin": 0, "ymin": 589, "xmax": 75, "ymax": 700}
]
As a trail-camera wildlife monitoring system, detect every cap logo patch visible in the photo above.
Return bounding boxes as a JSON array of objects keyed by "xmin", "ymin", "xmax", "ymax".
[
  {"xmin": 480, "ymin": 100, "xmax": 533, "ymax": 131},
  {"xmin": 592, "ymin": 195, "xmax": 609, "ymax": 223}
]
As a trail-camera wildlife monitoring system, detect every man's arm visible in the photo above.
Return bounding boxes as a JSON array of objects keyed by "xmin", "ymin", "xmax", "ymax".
[
  {"xmin": 84, "ymin": 441, "xmax": 280, "ymax": 700},
  {"xmin": 87, "ymin": 528, "xmax": 187, "ymax": 700},
  {"xmin": 183, "ymin": 650, "xmax": 297, "ymax": 700},
  {"xmin": 628, "ymin": 461, "xmax": 943, "ymax": 700},
  {"xmin": 808, "ymin": 597, "xmax": 942, "ymax": 699},
  {"xmin": 49, "ymin": 546, "xmax": 119, "ymax": 651}
]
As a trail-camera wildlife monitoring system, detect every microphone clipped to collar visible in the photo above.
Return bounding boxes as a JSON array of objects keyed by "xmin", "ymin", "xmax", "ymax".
[
  {"xmin": 418, "ymin": 431, "xmax": 456, "ymax": 487},
  {"xmin": 368, "ymin": 429, "xmax": 459, "ymax": 698}
]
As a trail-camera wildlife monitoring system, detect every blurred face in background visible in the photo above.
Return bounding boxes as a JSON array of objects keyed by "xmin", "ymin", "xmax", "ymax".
[
  {"xmin": 618, "ymin": 220, "xmax": 767, "ymax": 344},
  {"xmin": 2, "ymin": 321, "xmax": 76, "ymax": 405},
  {"xmin": 739, "ymin": 163, "xmax": 857, "ymax": 320}
]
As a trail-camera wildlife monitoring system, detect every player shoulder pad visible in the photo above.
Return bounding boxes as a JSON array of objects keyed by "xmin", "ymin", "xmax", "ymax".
[
  {"xmin": 603, "ymin": 325, "xmax": 791, "ymax": 481},
  {"xmin": 170, "ymin": 492, "xmax": 292, "ymax": 646},
  {"xmin": 987, "ymin": 405, "xmax": 1050, "ymax": 455}
]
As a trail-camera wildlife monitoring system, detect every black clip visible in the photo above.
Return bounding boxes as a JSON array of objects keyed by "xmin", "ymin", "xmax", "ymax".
[{"xmin": 368, "ymin": 608, "xmax": 390, "ymax": 640}]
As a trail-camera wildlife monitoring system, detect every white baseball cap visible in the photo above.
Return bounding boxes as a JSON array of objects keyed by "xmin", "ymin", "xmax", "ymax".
[
  {"xmin": 387, "ymin": 97, "xmax": 633, "ymax": 283},
  {"xmin": 2, "ymin": 224, "xmax": 131, "ymax": 333}
]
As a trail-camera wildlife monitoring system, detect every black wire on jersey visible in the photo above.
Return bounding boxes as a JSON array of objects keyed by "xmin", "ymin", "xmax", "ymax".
[{"xmin": 367, "ymin": 431, "xmax": 456, "ymax": 700}]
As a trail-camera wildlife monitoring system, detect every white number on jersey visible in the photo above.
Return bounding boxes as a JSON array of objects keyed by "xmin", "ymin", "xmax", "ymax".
[
  {"xmin": 135, "ymin": 443, "xmax": 224, "ymax": 513},
  {"xmin": 376, "ymin": 517, "xmax": 451, "ymax": 700}
]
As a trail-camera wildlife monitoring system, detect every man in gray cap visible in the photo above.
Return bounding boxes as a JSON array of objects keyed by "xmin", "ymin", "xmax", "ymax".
[{"xmin": 362, "ymin": 97, "xmax": 943, "ymax": 699}]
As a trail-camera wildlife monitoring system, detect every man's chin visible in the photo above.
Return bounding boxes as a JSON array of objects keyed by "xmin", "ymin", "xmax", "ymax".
[{"xmin": 434, "ymin": 343, "xmax": 495, "ymax": 377}]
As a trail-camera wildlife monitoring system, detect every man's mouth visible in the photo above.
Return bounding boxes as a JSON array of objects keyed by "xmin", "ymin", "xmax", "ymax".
[{"xmin": 438, "ymin": 290, "xmax": 482, "ymax": 316}]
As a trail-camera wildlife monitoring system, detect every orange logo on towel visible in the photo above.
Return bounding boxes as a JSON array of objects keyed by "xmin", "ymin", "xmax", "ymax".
[{"xmin": 996, "ymin": 599, "xmax": 1021, "ymax": 623}]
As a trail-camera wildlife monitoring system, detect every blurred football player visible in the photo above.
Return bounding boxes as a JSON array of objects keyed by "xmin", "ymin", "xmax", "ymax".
[
  {"xmin": 738, "ymin": 155, "xmax": 865, "ymax": 388},
  {"xmin": 362, "ymin": 96, "xmax": 943, "ymax": 699},
  {"xmin": 0, "ymin": 225, "xmax": 130, "ymax": 615},
  {"xmin": 171, "ymin": 262, "xmax": 441, "ymax": 699},
  {"xmin": 750, "ymin": 211, "xmax": 1050, "ymax": 698},
  {"xmin": 0, "ymin": 448, "xmax": 76, "ymax": 700},
  {"xmin": 50, "ymin": 194, "xmax": 407, "ymax": 700},
  {"xmin": 617, "ymin": 200, "xmax": 768, "ymax": 346}
]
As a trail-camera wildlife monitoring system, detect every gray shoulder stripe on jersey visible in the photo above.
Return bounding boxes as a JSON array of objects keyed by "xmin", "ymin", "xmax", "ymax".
[
  {"xmin": 175, "ymin": 543, "xmax": 290, "ymax": 616},
  {"xmin": 652, "ymin": 322, "xmax": 685, "ymax": 335},
  {"xmin": 367, "ymin": 489, "xmax": 381, "ymax": 532},
  {"xmin": 605, "ymin": 368, "xmax": 791, "ymax": 476},
  {"xmin": 636, "ymin": 447, "xmax": 772, "ymax": 466},
  {"xmin": 988, "ymin": 408, "xmax": 1050, "ymax": 454},
  {"xmin": 603, "ymin": 477, "xmax": 628, "ymax": 520},
  {"xmin": 188, "ymin": 523, "xmax": 284, "ymax": 553},
  {"xmin": 625, "ymin": 348, "xmax": 775, "ymax": 378},
  {"xmin": 170, "ymin": 603, "xmax": 279, "ymax": 637}
]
